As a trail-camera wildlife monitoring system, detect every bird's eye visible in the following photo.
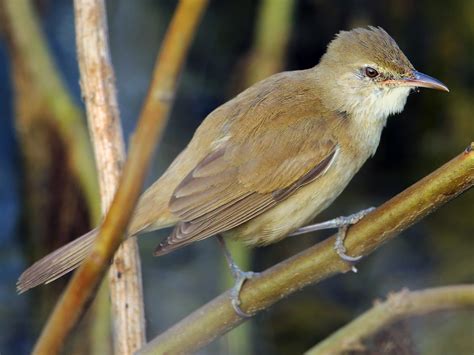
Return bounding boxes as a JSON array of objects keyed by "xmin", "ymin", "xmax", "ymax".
[{"xmin": 365, "ymin": 67, "xmax": 379, "ymax": 78}]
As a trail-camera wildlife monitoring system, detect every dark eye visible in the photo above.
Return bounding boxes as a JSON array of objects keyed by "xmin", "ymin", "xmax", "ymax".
[{"xmin": 365, "ymin": 67, "xmax": 379, "ymax": 78}]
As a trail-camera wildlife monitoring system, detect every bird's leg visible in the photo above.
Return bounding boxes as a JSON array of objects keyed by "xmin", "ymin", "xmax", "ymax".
[
  {"xmin": 289, "ymin": 207, "xmax": 375, "ymax": 267},
  {"xmin": 216, "ymin": 235, "xmax": 258, "ymax": 318}
]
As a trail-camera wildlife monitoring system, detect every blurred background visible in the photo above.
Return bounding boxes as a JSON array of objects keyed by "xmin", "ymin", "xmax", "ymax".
[{"xmin": 0, "ymin": 0, "xmax": 472, "ymax": 354}]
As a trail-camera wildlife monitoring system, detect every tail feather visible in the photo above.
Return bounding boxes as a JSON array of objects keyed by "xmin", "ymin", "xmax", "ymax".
[{"xmin": 17, "ymin": 228, "xmax": 98, "ymax": 294}]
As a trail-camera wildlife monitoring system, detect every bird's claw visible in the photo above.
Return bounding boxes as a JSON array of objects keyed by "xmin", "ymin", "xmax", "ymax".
[
  {"xmin": 333, "ymin": 207, "xmax": 375, "ymax": 265},
  {"xmin": 230, "ymin": 269, "xmax": 259, "ymax": 318}
]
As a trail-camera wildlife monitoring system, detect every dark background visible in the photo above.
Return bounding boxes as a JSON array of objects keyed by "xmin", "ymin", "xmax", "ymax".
[{"xmin": 0, "ymin": 0, "xmax": 472, "ymax": 354}]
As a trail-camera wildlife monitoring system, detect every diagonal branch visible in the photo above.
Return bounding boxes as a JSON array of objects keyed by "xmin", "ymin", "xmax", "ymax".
[
  {"xmin": 139, "ymin": 143, "xmax": 474, "ymax": 355},
  {"xmin": 32, "ymin": 0, "xmax": 209, "ymax": 353},
  {"xmin": 73, "ymin": 0, "xmax": 145, "ymax": 353},
  {"xmin": 305, "ymin": 284, "xmax": 474, "ymax": 354}
]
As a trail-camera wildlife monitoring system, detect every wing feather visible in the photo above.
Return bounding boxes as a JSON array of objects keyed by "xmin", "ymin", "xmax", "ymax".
[{"xmin": 155, "ymin": 140, "xmax": 337, "ymax": 256}]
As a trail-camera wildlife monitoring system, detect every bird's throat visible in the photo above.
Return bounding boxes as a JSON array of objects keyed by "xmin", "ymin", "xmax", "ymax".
[{"xmin": 347, "ymin": 86, "xmax": 411, "ymax": 155}]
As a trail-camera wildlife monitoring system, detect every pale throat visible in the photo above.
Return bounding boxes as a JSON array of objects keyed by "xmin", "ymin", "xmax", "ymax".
[
  {"xmin": 349, "ymin": 85, "xmax": 411, "ymax": 123},
  {"xmin": 347, "ymin": 86, "xmax": 411, "ymax": 156}
]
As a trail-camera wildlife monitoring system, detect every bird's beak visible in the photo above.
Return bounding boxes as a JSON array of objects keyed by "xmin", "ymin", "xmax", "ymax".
[{"xmin": 402, "ymin": 70, "xmax": 449, "ymax": 92}]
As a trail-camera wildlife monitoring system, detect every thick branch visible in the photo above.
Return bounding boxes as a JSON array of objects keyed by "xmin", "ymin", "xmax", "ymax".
[
  {"xmin": 32, "ymin": 1, "xmax": 209, "ymax": 353},
  {"xmin": 75, "ymin": 0, "xmax": 125, "ymax": 209},
  {"xmin": 73, "ymin": 0, "xmax": 145, "ymax": 353},
  {"xmin": 139, "ymin": 144, "xmax": 474, "ymax": 355},
  {"xmin": 305, "ymin": 285, "xmax": 474, "ymax": 354}
]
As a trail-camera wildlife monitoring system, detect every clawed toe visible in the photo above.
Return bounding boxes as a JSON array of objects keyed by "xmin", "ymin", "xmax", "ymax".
[
  {"xmin": 332, "ymin": 208, "xmax": 375, "ymax": 264},
  {"xmin": 229, "ymin": 270, "xmax": 258, "ymax": 317}
]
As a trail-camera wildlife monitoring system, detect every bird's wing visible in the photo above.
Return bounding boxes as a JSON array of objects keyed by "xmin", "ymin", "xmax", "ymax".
[{"xmin": 155, "ymin": 112, "xmax": 339, "ymax": 255}]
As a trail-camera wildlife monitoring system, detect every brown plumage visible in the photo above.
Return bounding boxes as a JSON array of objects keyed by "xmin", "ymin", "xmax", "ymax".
[{"xmin": 17, "ymin": 26, "xmax": 448, "ymax": 293}]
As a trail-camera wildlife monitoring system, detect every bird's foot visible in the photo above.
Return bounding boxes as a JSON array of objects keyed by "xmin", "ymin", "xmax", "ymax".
[
  {"xmin": 333, "ymin": 207, "xmax": 375, "ymax": 269},
  {"xmin": 290, "ymin": 207, "xmax": 375, "ymax": 270},
  {"xmin": 216, "ymin": 235, "xmax": 259, "ymax": 317},
  {"xmin": 229, "ymin": 266, "xmax": 259, "ymax": 318}
]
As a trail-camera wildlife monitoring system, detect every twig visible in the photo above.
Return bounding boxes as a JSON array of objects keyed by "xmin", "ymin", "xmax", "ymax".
[
  {"xmin": 305, "ymin": 285, "xmax": 474, "ymax": 354},
  {"xmin": 73, "ymin": 0, "xmax": 145, "ymax": 353},
  {"xmin": 32, "ymin": 0, "xmax": 209, "ymax": 353},
  {"xmin": 138, "ymin": 143, "xmax": 474, "ymax": 355}
]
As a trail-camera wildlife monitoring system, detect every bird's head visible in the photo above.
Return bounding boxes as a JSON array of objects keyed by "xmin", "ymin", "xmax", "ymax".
[{"xmin": 317, "ymin": 27, "xmax": 448, "ymax": 121}]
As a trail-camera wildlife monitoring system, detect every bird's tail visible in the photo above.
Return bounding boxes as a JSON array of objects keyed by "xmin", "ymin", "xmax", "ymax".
[{"xmin": 17, "ymin": 228, "xmax": 98, "ymax": 294}]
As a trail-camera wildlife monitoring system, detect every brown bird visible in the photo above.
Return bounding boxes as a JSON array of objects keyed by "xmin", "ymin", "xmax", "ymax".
[{"xmin": 18, "ymin": 27, "xmax": 448, "ymax": 315}]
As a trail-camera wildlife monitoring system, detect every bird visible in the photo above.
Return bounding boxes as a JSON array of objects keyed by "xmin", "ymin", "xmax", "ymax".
[{"xmin": 17, "ymin": 26, "xmax": 448, "ymax": 316}]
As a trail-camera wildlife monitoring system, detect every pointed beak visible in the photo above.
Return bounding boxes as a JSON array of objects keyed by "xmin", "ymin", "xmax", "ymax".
[{"xmin": 403, "ymin": 70, "xmax": 449, "ymax": 92}]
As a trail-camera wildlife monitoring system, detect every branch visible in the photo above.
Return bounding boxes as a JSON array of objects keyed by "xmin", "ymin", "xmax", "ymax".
[
  {"xmin": 73, "ymin": 0, "xmax": 145, "ymax": 353},
  {"xmin": 305, "ymin": 285, "xmax": 474, "ymax": 354},
  {"xmin": 138, "ymin": 143, "xmax": 474, "ymax": 355},
  {"xmin": 33, "ymin": 0, "xmax": 209, "ymax": 353}
]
